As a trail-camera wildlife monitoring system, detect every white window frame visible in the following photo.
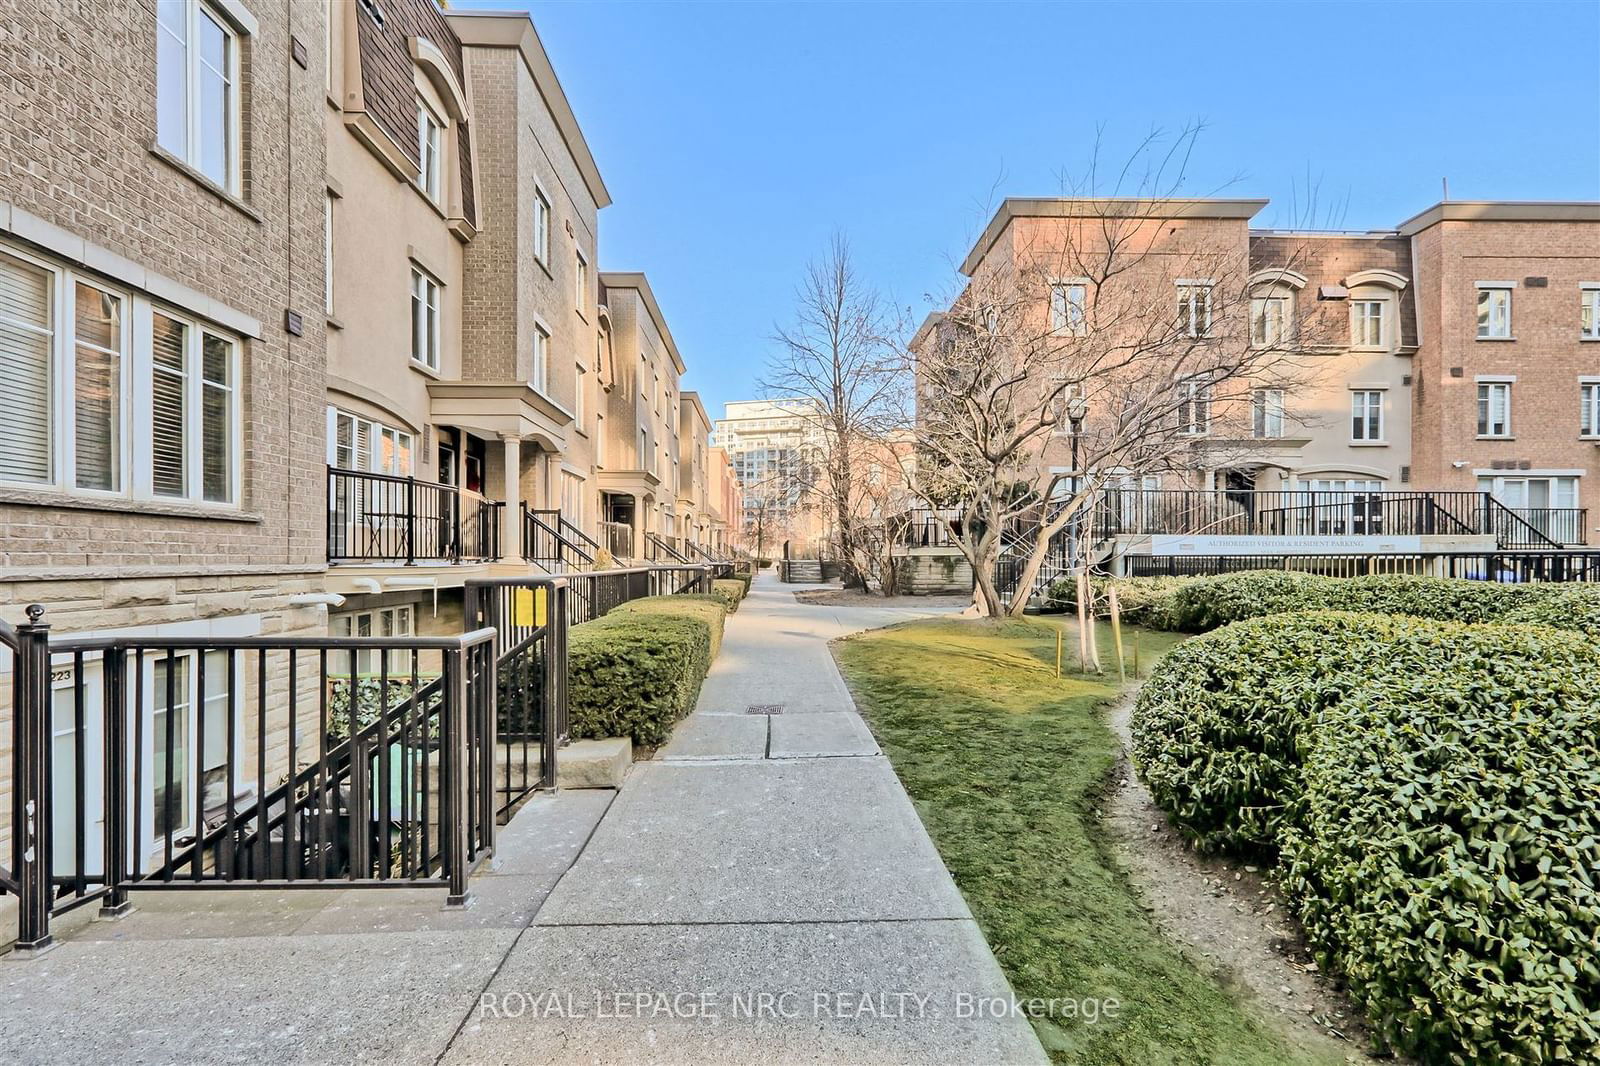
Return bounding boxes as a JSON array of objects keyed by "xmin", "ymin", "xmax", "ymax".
[
  {"xmin": 530, "ymin": 320, "xmax": 550, "ymax": 395},
  {"xmin": 1580, "ymin": 378, "xmax": 1600, "ymax": 439},
  {"xmin": 1477, "ymin": 378, "xmax": 1513, "ymax": 438},
  {"xmin": 410, "ymin": 267, "xmax": 440, "ymax": 371},
  {"xmin": 574, "ymin": 248, "xmax": 589, "ymax": 316},
  {"xmin": 142, "ymin": 648, "xmax": 238, "ymax": 856},
  {"xmin": 1049, "ymin": 280, "xmax": 1087, "ymax": 335},
  {"xmin": 573, "ymin": 359, "xmax": 586, "ymax": 425},
  {"xmin": 1176, "ymin": 281, "xmax": 1213, "ymax": 338},
  {"xmin": 1250, "ymin": 294, "xmax": 1290, "ymax": 348},
  {"xmin": 532, "ymin": 184, "xmax": 551, "ymax": 265},
  {"xmin": 1581, "ymin": 284, "xmax": 1600, "ymax": 341},
  {"xmin": 1476, "ymin": 283, "xmax": 1514, "ymax": 340},
  {"xmin": 0, "ymin": 242, "xmax": 241, "ymax": 507},
  {"xmin": 1350, "ymin": 299, "xmax": 1385, "ymax": 349},
  {"xmin": 1349, "ymin": 389, "xmax": 1385, "ymax": 443},
  {"xmin": 1252, "ymin": 388, "xmax": 1285, "ymax": 439},
  {"xmin": 331, "ymin": 605, "xmax": 416, "ymax": 676},
  {"xmin": 156, "ymin": 0, "xmax": 243, "ymax": 194},
  {"xmin": 324, "ymin": 191, "xmax": 335, "ymax": 316},
  {"xmin": 416, "ymin": 97, "xmax": 443, "ymax": 205},
  {"xmin": 326, "ymin": 406, "xmax": 414, "ymax": 476},
  {"xmin": 1177, "ymin": 378, "xmax": 1211, "ymax": 436}
]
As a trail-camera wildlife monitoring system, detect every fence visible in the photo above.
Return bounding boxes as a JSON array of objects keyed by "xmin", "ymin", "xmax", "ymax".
[
  {"xmin": 327, "ymin": 467, "xmax": 502, "ymax": 564},
  {"xmin": 886, "ymin": 508, "xmax": 961, "ymax": 548},
  {"xmin": 1124, "ymin": 550, "xmax": 1600, "ymax": 582},
  {"xmin": 2, "ymin": 608, "xmax": 498, "ymax": 953},
  {"xmin": 522, "ymin": 508, "xmax": 596, "ymax": 574}
]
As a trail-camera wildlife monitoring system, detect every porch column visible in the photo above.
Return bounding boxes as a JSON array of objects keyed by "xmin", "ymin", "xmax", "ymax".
[{"xmin": 502, "ymin": 435, "xmax": 523, "ymax": 563}]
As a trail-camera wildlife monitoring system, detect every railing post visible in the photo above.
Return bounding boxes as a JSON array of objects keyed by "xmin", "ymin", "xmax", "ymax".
[
  {"xmin": 99, "ymin": 644, "xmax": 133, "ymax": 920},
  {"xmin": 442, "ymin": 645, "xmax": 471, "ymax": 907},
  {"xmin": 12, "ymin": 605, "xmax": 55, "ymax": 955},
  {"xmin": 405, "ymin": 476, "xmax": 417, "ymax": 566}
]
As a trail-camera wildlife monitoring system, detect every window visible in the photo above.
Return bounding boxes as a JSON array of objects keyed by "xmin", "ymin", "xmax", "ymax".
[
  {"xmin": 1581, "ymin": 381, "xmax": 1599, "ymax": 438},
  {"xmin": 1177, "ymin": 379, "xmax": 1211, "ymax": 435},
  {"xmin": 1350, "ymin": 390, "xmax": 1384, "ymax": 442},
  {"xmin": 561, "ymin": 470, "xmax": 584, "ymax": 528},
  {"xmin": 574, "ymin": 361, "xmax": 586, "ymax": 425},
  {"xmin": 1251, "ymin": 295, "xmax": 1289, "ymax": 347},
  {"xmin": 638, "ymin": 428, "xmax": 648, "ymax": 468},
  {"xmin": 410, "ymin": 268, "xmax": 439, "ymax": 370},
  {"xmin": 156, "ymin": 0, "xmax": 239, "ymax": 191},
  {"xmin": 1583, "ymin": 286, "xmax": 1600, "ymax": 340},
  {"xmin": 574, "ymin": 249, "xmax": 589, "ymax": 313},
  {"xmin": 324, "ymin": 193, "xmax": 335, "ymax": 315},
  {"xmin": 1176, "ymin": 282, "xmax": 1212, "ymax": 338},
  {"xmin": 1477, "ymin": 381, "xmax": 1512, "ymax": 437},
  {"xmin": 150, "ymin": 650, "xmax": 231, "ymax": 840},
  {"xmin": 1350, "ymin": 300, "xmax": 1384, "ymax": 348},
  {"xmin": 1049, "ymin": 283, "xmax": 1086, "ymax": 334},
  {"xmin": 530, "ymin": 322, "xmax": 549, "ymax": 394},
  {"xmin": 532, "ymin": 187, "xmax": 550, "ymax": 264},
  {"xmin": 328, "ymin": 407, "xmax": 412, "ymax": 475},
  {"xmin": 1477, "ymin": 286, "xmax": 1512, "ymax": 339},
  {"xmin": 416, "ymin": 98, "xmax": 442, "ymax": 204},
  {"xmin": 595, "ymin": 413, "xmax": 605, "ymax": 467},
  {"xmin": 0, "ymin": 247, "xmax": 238, "ymax": 503},
  {"xmin": 331, "ymin": 606, "xmax": 414, "ymax": 675},
  {"xmin": 1252, "ymin": 388, "xmax": 1285, "ymax": 439}
]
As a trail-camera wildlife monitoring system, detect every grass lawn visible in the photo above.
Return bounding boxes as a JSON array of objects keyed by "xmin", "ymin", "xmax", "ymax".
[{"xmin": 835, "ymin": 616, "xmax": 1341, "ymax": 1066}]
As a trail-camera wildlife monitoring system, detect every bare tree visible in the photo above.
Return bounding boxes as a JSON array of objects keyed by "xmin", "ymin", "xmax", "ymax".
[
  {"xmin": 765, "ymin": 235, "xmax": 906, "ymax": 591},
  {"xmin": 910, "ymin": 130, "xmax": 1328, "ymax": 617}
]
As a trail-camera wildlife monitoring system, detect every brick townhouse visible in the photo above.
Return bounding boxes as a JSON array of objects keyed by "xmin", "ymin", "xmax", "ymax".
[{"xmin": 927, "ymin": 197, "xmax": 1599, "ymax": 549}]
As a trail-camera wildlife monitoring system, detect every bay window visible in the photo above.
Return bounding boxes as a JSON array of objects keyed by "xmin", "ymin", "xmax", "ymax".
[
  {"xmin": 0, "ymin": 243, "xmax": 239, "ymax": 505},
  {"xmin": 156, "ymin": 0, "xmax": 240, "ymax": 192}
]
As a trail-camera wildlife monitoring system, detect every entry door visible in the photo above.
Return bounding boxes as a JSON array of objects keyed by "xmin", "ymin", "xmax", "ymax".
[{"xmin": 50, "ymin": 660, "xmax": 105, "ymax": 881}]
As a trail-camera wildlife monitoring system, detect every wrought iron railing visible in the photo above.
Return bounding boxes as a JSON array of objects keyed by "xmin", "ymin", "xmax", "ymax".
[
  {"xmin": 522, "ymin": 508, "xmax": 595, "ymax": 574},
  {"xmin": 599, "ymin": 520, "xmax": 633, "ymax": 561},
  {"xmin": 887, "ymin": 508, "xmax": 962, "ymax": 548},
  {"xmin": 2, "ymin": 607, "xmax": 500, "ymax": 953},
  {"xmin": 645, "ymin": 532, "xmax": 691, "ymax": 564},
  {"xmin": 327, "ymin": 467, "xmax": 502, "ymax": 564}
]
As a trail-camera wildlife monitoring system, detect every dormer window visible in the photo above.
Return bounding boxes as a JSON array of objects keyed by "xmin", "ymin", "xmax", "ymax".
[
  {"xmin": 1351, "ymin": 300, "xmax": 1384, "ymax": 348},
  {"xmin": 416, "ymin": 98, "xmax": 443, "ymax": 204}
]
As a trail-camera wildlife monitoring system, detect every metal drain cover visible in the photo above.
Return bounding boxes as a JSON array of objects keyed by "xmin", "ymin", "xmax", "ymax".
[{"xmin": 746, "ymin": 704, "xmax": 784, "ymax": 715}]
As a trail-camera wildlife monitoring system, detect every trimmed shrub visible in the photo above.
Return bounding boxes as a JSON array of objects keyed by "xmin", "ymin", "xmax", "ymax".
[
  {"xmin": 568, "ymin": 596, "xmax": 726, "ymax": 747},
  {"xmin": 1506, "ymin": 583, "xmax": 1600, "ymax": 637},
  {"xmin": 1045, "ymin": 575, "xmax": 1195, "ymax": 630},
  {"xmin": 711, "ymin": 578, "xmax": 745, "ymax": 613},
  {"xmin": 1278, "ymin": 625, "xmax": 1600, "ymax": 1065},
  {"xmin": 1167, "ymin": 570, "xmax": 1331, "ymax": 632},
  {"xmin": 1130, "ymin": 611, "xmax": 1421, "ymax": 854}
]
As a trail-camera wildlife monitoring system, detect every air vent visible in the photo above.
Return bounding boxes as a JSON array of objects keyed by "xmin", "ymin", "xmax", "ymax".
[
  {"xmin": 1400, "ymin": 465, "xmax": 1411, "ymax": 483},
  {"xmin": 1525, "ymin": 276, "xmax": 1549, "ymax": 288},
  {"xmin": 1519, "ymin": 459, "xmax": 1532, "ymax": 470},
  {"xmin": 1450, "ymin": 367, "xmax": 1464, "ymax": 378},
  {"xmin": 1402, "ymin": 374, "xmax": 1412, "ymax": 386}
]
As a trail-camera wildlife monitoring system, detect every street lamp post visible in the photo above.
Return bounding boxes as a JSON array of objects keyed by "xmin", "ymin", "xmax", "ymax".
[{"xmin": 1066, "ymin": 394, "xmax": 1089, "ymax": 566}]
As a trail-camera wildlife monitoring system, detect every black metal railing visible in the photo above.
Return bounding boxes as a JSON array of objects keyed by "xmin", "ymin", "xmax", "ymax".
[
  {"xmin": 3, "ymin": 606, "xmax": 498, "ymax": 953},
  {"xmin": 644, "ymin": 532, "xmax": 691, "ymax": 564},
  {"xmin": 327, "ymin": 467, "xmax": 502, "ymax": 564},
  {"xmin": 1124, "ymin": 550, "xmax": 1600, "ymax": 582},
  {"xmin": 1440, "ymin": 550, "xmax": 1600, "ymax": 583},
  {"xmin": 1090, "ymin": 489, "xmax": 1584, "ymax": 549},
  {"xmin": 887, "ymin": 508, "xmax": 962, "ymax": 548},
  {"xmin": 522, "ymin": 508, "xmax": 595, "ymax": 574}
]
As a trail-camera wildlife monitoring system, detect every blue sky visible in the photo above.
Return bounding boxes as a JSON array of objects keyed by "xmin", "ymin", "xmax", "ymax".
[{"xmin": 474, "ymin": 0, "xmax": 1600, "ymax": 421}]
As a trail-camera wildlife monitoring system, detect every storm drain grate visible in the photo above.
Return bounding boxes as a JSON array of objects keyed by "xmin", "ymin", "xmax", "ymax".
[{"xmin": 746, "ymin": 704, "xmax": 785, "ymax": 715}]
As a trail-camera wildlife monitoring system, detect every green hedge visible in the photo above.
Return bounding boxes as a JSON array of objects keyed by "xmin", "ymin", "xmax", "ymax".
[
  {"xmin": 1134, "ymin": 613, "xmax": 1600, "ymax": 1063},
  {"xmin": 1130, "ymin": 611, "xmax": 1417, "ymax": 854},
  {"xmin": 1505, "ymin": 583, "xmax": 1600, "ymax": 636},
  {"xmin": 568, "ymin": 595, "xmax": 726, "ymax": 747},
  {"xmin": 1279, "ymin": 626, "xmax": 1600, "ymax": 1065},
  {"xmin": 1045, "ymin": 574, "xmax": 1195, "ymax": 630},
  {"xmin": 712, "ymin": 578, "xmax": 745, "ymax": 613},
  {"xmin": 1161, "ymin": 570, "xmax": 1566, "ymax": 632}
]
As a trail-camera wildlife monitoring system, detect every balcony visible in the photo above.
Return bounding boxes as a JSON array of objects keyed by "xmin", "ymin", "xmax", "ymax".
[
  {"xmin": 327, "ymin": 466, "xmax": 502, "ymax": 565},
  {"xmin": 1090, "ymin": 489, "xmax": 1586, "ymax": 549}
]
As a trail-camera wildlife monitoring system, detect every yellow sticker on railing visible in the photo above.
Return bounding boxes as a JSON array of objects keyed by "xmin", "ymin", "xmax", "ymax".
[{"xmin": 513, "ymin": 587, "xmax": 547, "ymax": 629}]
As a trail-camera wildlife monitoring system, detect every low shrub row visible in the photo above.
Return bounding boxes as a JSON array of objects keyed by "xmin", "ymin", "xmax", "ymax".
[
  {"xmin": 1069, "ymin": 570, "xmax": 1600, "ymax": 636},
  {"xmin": 1132, "ymin": 613, "xmax": 1600, "ymax": 1063},
  {"xmin": 712, "ymin": 577, "xmax": 746, "ymax": 613},
  {"xmin": 567, "ymin": 595, "xmax": 727, "ymax": 747}
]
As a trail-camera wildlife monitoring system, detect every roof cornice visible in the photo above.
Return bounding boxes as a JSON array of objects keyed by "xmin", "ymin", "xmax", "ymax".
[
  {"xmin": 1395, "ymin": 200, "xmax": 1600, "ymax": 236},
  {"xmin": 600, "ymin": 271, "xmax": 686, "ymax": 374},
  {"xmin": 960, "ymin": 197, "xmax": 1269, "ymax": 276}
]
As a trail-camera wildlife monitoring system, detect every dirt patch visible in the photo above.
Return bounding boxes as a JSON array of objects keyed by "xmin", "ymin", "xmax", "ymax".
[
  {"xmin": 1103, "ymin": 692, "xmax": 1395, "ymax": 1064},
  {"xmin": 792, "ymin": 587, "xmax": 972, "ymax": 608}
]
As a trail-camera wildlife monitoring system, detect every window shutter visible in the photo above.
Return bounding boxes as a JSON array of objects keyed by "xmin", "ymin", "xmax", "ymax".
[
  {"xmin": 151, "ymin": 313, "xmax": 188, "ymax": 496},
  {"xmin": 0, "ymin": 254, "xmax": 54, "ymax": 483}
]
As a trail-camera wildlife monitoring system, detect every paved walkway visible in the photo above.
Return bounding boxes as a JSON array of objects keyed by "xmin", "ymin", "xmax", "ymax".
[{"xmin": 0, "ymin": 574, "xmax": 1045, "ymax": 1065}]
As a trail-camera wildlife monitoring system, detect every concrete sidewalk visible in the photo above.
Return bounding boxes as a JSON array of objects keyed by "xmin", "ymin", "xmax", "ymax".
[
  {"xmin": 0, "ymin": 574, "xmax": 1045, "ymax": 1065},
  {"xmin": 448, "ymin": 573, "xmax": 1047, "ymax": 1065}
]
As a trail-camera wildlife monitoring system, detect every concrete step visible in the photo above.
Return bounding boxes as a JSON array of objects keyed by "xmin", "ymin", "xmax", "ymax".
[{"xmin": 557, "ymin": 737, "xmax": 632, "ymax": 789}]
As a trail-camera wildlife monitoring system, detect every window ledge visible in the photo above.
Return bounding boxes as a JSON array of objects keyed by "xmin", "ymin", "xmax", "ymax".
[
  {"xmin": 534, "ymin": 257, "xmax": 553, "ymax": 281},
  {"xmin": 1581, "ymin": 336, "xmax": 1600, "ymax": 343},
  {"xmin": 410, "ymin": 359, "xmax": 442, "ymax": 379},
  {"xmin": 147, "ymin": 143, "xmax": 263, "ymax": 223},
  {"xmin": 326, "ymin": 315, "xmax": 345, "ymax": 331},
  {"xmin": 1475, "ymin": 336, "xmax": 1517, "ymax": 343},
  {"xmin": 0, "ymin": 486, "xmax": 262, "ymax": 523},
  {"xmin": 1349, "ymin": 441, "xmax": 1389, "ymax": 447},
  {"xmin": 1476, "ymin": 435, "xmax": 1515, "ymax": 441}
]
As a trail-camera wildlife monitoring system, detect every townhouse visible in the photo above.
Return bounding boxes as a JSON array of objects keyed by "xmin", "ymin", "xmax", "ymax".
[{"xmin": 927, "ymin": 197, "xmax": 1599, "ymax": 555}]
